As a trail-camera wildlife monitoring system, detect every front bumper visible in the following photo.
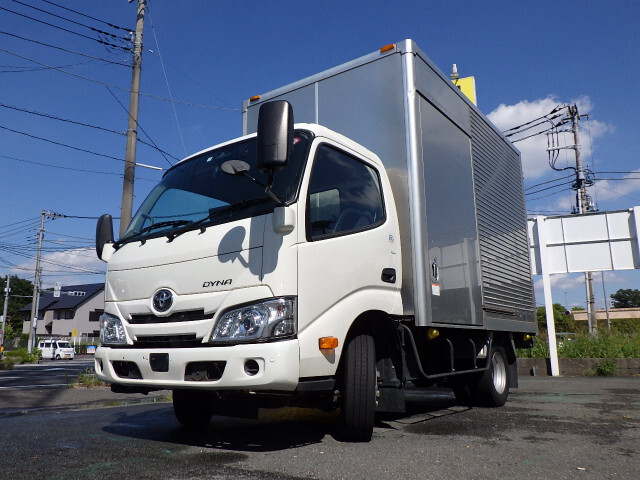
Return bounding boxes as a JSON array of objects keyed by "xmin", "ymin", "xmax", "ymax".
[{"xmin": 94, "ymin": 339, "xmax": 300, "ymax": 391}]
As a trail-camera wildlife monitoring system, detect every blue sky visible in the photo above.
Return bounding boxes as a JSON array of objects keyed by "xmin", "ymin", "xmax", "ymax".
[{"xmin": 1, "ymin": 0, "xmax": 639, "ymax": 311}]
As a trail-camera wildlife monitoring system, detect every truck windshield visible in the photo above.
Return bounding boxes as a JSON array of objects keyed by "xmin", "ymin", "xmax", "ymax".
[{"xmin": 119, "ymin": 131, "xmax": 311, "ymax": 244}]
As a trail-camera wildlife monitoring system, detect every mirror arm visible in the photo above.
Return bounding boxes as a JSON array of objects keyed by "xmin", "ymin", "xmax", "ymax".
[
  {"xmin": 263, "ymin": 170, "xmax": 283, "ymax": 206},
  {"xmin": 239, "ymin": 170, "xmax": 283, "ymax": 206}
]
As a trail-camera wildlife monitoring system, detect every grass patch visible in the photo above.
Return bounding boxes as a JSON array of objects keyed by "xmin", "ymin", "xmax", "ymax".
[{"xmin": 73, "ymin": 368, "xmax": 108, "ymax": 388}]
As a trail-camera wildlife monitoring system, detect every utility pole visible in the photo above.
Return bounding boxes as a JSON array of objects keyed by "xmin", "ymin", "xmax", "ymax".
[
  {"xmin": 120, "ymin": 0, "xmax": 146, "ymax": 237},
  {"xmin": 567, "ymin": 104, "xmax": 598, "ymax": 335},
  {"xmin": 27, "ymin": 212, "xmax": 45, "ymax": 353},
  {"xmin": 1, "ymin": 275, "xmax": 10, "ymax": 353},
  {"xmin": 27, "ymin": 211, "xmax": 64, "ymax": 353}
]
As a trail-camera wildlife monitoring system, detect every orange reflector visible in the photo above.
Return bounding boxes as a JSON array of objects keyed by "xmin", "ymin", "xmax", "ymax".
[
  {"xmin": 319, "ymin": 337, "xmax": 339, "ymax": 350},
  {"xmin": 380, "ymin": 44, "xmax": 395, "ymax": 53},
  {"xmin": 249, "ymin": 95, "xmax": 261, "ymax": 102}
]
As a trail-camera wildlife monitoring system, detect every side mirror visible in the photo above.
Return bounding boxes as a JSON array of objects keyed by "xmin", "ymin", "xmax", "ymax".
[
  {"xmin": 257, "ymin": 100, "xmax": 293, "ymax": 173},
  {"xmin": 96, "ymin": 214, "xmax": 114, "ymax": 260}
]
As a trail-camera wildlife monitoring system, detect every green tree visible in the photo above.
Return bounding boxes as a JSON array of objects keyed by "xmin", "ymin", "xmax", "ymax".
[
  {"xmin": 0, "ymin": 275, "xmax": 34, "ymax": 341},
  {"xmin": 610, "ymin": 289, "xmax": 640, "ymax": 308},
  {"xmin": 536, "ymin": 303, "xmax": 577, "ymax": 332}
]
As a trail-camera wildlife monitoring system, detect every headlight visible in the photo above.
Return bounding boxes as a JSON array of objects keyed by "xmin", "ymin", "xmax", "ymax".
[
  {"xmin": 99, "ymin": 313, "xmax": 127, "ymax": 345},
  {"xmin": 210, "ymin": 297, "xmax": 296, "ymax": 344}
]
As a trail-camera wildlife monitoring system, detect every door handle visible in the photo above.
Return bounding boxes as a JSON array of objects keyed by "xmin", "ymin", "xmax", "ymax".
[{"xmin": 381, "ymin": 268, "xmax": 396, "ymax": 284}]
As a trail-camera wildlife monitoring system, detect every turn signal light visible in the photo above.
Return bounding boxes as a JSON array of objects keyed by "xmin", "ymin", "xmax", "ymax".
[
  {"xmin": 319, "ymin": 337, "xmax": 339, "ymax": 350},
  {"xmin": 249, "ymin": 95, "xmax": 261, "ymax": 102}
]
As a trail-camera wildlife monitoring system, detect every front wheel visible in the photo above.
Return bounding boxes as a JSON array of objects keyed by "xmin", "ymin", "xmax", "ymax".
[
  {"xmin": 340, "ymin": 334, "xmax": 376, "ymax": 442},
  {"xmin": 172, "ymin": 389, "xmax": 214, "ymax": 428}
]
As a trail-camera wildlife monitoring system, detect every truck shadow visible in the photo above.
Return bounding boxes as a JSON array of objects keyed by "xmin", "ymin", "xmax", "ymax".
[{"xmin": 102, "ymin": 387, "xmax": 467, "ymax": 452}]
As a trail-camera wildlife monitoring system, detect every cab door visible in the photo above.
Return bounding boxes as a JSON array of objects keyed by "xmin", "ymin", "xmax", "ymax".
[{"xmin": 296, "ymin": 141, "xmax": 401, "ymax": 377}]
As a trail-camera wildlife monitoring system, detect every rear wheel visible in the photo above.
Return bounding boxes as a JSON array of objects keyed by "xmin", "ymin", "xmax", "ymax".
[
  {"xmin": 451, "ymin": 346, "xmax": 509, "ymax": 407},
  {"xmin": 172, "ymin": 389, "xmax": 214, "ymax": 428},
  {"xmin": 340, "ymin": 334, "xmax": 376, "ymax": 442},
  {"xmin": 475, "ymin": 346, "xmax": 509, "ymax": 407}
]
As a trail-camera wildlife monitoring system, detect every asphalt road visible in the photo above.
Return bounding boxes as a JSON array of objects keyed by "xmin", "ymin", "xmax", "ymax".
[
  {"xmin": 0, "ymin": 376, "xmax": 638, "ymax": 480},
  {"xmin": 0, "ymin": 356, "xmax": 94, "ymax": 390}
]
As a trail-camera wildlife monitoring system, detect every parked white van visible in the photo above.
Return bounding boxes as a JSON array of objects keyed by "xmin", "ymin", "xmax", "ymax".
[{"xmin": 38, "ymin": 340, "xmax": 75, "ymax": 360}]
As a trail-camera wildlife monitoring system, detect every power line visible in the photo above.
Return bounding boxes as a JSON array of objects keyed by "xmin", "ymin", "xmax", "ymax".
[
  {"xmin": 0, "ymin": 5, "xmax": 130, "ymax": 51},
  {"xmin": 106, "ymin": 86, "xmax": 177, "ymax": 166},
  {"xmin": 502, "ymin": 105, "xmax": 564, "ymax": 133},
  {"xmin": 1, "ymin": 102, "xmax": 179, "ymax": 161},
  {"xmin": 0, "ymin": 48, "xmax": 237, "ymax": 111},
  {"xmin": 525, "ymin": 180, "xmax": 574, "ymax": 196},
  {"xmin": 0, "ymin": 30, "xmax": 128, "ymax": 68},
  {"xmin": 8, "ymin": 0, "xmax": 129, "ymax": 44},
  {"xmin": 525, "ymin": 173, "xmax": 575, "ymax": 191},
  {"xmin": 0, "ymin": 59, "xmax": 108, "ymax": 73},
  {"xmin": 0, "ymin": 103, "xmax": 126, "ymax": 135},
  {"xmin": 0, "ymin": 124, "xmax": 126, "ymax": 163},
  {"xmin": 0, "ymin": 154, "xmax": 158, "ymax": 182},
  {"xmin": 0, "ymin": 217, "xmax": 41, "ymax": 230},
  {"xmin": 40, "ymin": 0, "xmax": 132, "ymax": 32},
  {"xmin": 147, "ymin": 4, "xmax": 187, "ymax": 157}
]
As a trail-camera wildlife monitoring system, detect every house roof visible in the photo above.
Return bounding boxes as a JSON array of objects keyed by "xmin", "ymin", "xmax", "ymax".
[{"xmin": 20, "ymin": 283, "xmax": 104, "ymax": 313}]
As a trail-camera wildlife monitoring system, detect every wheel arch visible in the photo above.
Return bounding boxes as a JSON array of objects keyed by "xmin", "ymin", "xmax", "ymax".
[{"xmin": 337, "ymin": 310, "xmax": 402, "ymax": 384}]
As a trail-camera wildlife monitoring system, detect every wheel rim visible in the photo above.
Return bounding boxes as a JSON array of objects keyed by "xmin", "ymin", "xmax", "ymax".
[{"xmin": 491, "ymin": 351, "xmax": 507, "ymax": 394}]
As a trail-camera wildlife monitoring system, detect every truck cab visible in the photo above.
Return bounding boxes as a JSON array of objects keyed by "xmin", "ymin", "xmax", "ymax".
[{"xmin": 95, "ymin": 105, "xmax": 402, "ymax": 440}]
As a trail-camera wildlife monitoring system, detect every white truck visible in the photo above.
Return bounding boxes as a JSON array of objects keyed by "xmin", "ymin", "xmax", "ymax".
[{"xmin": 94, "ymin": 40, "xmax": 536, "ymax": 441}]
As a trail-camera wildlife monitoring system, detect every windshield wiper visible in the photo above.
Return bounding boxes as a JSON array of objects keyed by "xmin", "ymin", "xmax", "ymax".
[
  {"xmin": 114, "ymin": 219, "xmax": 190, "ymax": 249},
  {"xmin": 166, "ymin": 197, "xmax": 275, "ymax": 242}
]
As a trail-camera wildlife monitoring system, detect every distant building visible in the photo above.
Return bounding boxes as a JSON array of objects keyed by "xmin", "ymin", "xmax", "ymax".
[
  {"xmin": 21, "ymin": 283, "xmax": 104, "ymax": 340},
  {"xmin": 572, "ymin": 308, "xmax": 640, "ymax": 321}
]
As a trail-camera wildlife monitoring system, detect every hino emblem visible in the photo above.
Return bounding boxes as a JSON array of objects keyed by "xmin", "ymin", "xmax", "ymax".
[{"xmin": 153, "ymin": 289, "xmax": 173, "ymax": 312}]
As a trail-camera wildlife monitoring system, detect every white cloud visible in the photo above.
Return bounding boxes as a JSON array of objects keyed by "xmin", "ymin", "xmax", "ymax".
[
  {"xmin": 488, "ymin": 95, "xmax": 613, "ymax": 180},
  {"xmin": 13, "ymin": 248, "xmax": 105, "ymax": 288}
]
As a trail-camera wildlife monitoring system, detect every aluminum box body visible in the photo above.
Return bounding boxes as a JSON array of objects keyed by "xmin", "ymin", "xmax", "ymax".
[{"xmin": 243, "ymin": 40, "xmax": 535, "ymax": 332}]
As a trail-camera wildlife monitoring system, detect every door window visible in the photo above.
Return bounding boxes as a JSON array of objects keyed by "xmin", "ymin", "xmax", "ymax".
[{"xmin": 307, "ymin": 145, "xmax": 384, "ymax": 240}]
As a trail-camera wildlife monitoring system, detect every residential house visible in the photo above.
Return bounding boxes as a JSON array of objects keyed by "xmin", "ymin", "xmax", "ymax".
[{"xmin": 21, "ymin": 283, "xmax": 104, "ymax": 340}]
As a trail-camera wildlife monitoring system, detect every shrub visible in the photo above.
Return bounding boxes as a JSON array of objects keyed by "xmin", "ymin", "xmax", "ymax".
[
  {"xmin": 0, "ymin": 356, "xmax": 16, "ymax": 370},
  {"xmin": 591, "ymin": 358, "xmax": 618, "ymax": 376},
  {"xmin": 4, "ymin": 347, "xmax": 41, "ymax": 363}
]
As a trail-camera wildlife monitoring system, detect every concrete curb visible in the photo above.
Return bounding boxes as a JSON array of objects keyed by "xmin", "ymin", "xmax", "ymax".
[{"xmin": 518, "ymin": 357, "xmax": 640, "ymax": 376}]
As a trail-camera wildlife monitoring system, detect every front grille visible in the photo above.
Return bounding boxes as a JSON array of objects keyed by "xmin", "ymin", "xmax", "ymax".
[
  {"xmin": 129, "ymin": 309, "xmax": 213, "ymax": 324},
  {"xmin": 133, "ymin": 334, "xmax": 204, "ymax": 348}
]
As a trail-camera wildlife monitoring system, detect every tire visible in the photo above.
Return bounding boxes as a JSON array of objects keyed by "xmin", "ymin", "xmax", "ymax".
[
  {"xmin": 474, "ymin": 346, "xmax": 509, "ymax": 407},
  {"xmin": 172, "ymin": 389, "xmax": 214, "ymax": 428},
  {"xmin": 55, "ymin": 354, "xmax": 60, "ymax": 360},
  {"xmin": 340, "ymin": 334, "xmax": 376, "ymax": 442}
]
